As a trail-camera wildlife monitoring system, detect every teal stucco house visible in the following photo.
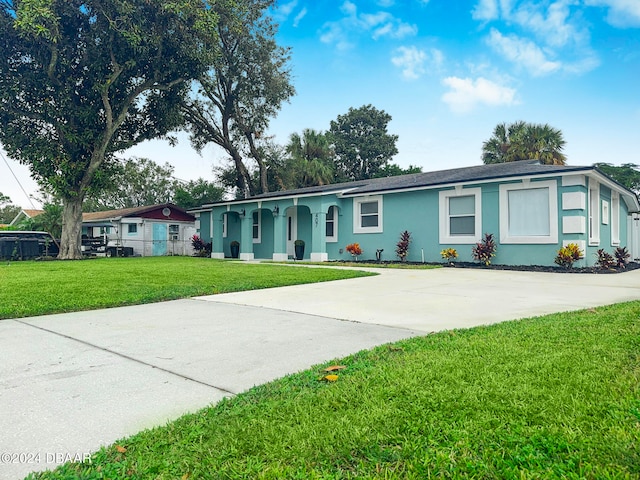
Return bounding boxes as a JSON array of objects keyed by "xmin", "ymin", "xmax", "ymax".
[{"xmin": 190, "ymin": 161, "xmax": 640, "ymax": 267}]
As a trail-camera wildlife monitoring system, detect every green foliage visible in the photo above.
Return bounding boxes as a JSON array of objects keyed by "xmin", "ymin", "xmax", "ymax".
[
  {"xmin": 593, "ymin": 163, "xmax": 640, "ymax": 193},
  {"xmin": 17, "ymin": 203, "xmax": 62, "ymax": 239},
  {"xmin": 471, "ymin": 233, "xmax": 497, "ymax": 266},
  {"xmin": 84, "ymin": 158, "xmax": 178, "ymax": 211},
  {"xmin": 395, "ymin": 230, "xmax": 411, "ymax": 260},
  {"xmin": 278, "ymin": 129, "xmax": 335, "ymax": 189},
  {"xmin": 329, "ymin": 104, "xmax": 399, "ymax": 182},
  {"xmin": 0, "ymin": 193, "xmax": 21, "ymax": 224},
  {"xmin": 182, "ymin": 0, "xmax": 294, "ymax": 197},
  {"xmin": 0, "ymin": 0, "xmax": 221, "ymax": 257},
  {"xmin": 372, "ymin": 163, "xmax": 423, "ymax": 178},
  {"xmin": 482, "ymin": 121, "xmax": 567, "ymax": 165},
  {"xmin": 595, "ymin": 249, "xmax": 616, "ymax": 270},
  {"xmin": 554, "ymin": 243, "xmax": 584, "ymax": 269},
  {"xmin": 32, "ymin": 301, "xmax": 640, "ymax": 478},
  {"xmin": 174, "ymin": 178, "xmax": 225, "ymax": 210},
  {"xmin": 614, "ymin": 246, "xmax": 630, "ymax": 268},
  {"xmin": 0, "ymin": 257, "xmax": 373, "ymax": 319}
]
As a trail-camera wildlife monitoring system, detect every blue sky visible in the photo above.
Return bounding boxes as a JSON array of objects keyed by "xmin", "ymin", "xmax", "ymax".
[{"xmin": 2, "ymin": 0, "xmax": 639, "ymax": 208}]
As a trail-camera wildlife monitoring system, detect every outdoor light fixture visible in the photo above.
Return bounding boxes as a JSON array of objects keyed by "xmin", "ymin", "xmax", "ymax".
[
  {"xmin": 272, "ymin": 205, "xmax": 279, "ymax": 217},
  {"xmin": 239, "ymin": 208, "xmax": 246, "ymax": 217}
]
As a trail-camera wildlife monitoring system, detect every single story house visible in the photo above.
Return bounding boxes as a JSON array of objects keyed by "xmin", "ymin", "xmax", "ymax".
[
  {"xmin": 9, "ymin": 208, "xmax": 44, "ymax": 226},
  {"xmin": 82, "ymin": 203, "xmax": 196, "ymax": 256},
  {"xmin": 190, "ymin": 161, "xmax": 640, "ymax": 267}
]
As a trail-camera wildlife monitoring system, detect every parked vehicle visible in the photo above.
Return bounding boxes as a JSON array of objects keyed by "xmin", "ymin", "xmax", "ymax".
[
  {"xmin": 0, "ymin": 231, "xmax": 59, "ymax": 260},
  {"xmin": 81, "ymin": 234, "xmax": 133, "ymax": 257}
]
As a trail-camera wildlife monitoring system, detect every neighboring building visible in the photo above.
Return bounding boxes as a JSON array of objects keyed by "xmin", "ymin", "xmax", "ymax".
[
  {"xmin": 82, "ymin": 204, "xmax": 196, "ymax": 257},
  {"xmin": 191, "ymin": 161, "xmax": 640, "ymax": 267},
  {"xmin": 9, "ymin": 209, "xmax": 44, "ymax": 226}
]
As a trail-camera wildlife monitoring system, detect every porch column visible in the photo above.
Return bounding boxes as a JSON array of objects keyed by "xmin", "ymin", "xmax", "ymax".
[
  {"xmin": 272, "ymin": 212, "xmax": 288, "ymax": 261},
  {"xmin": 310, "ymin": 210, "xmax": 328, "ymax": 262},
  {"xmin": 239, "ymin": 212, "xmax": 254, "ymax": 261},
  {"xmin": 211, "ymin": 211, "xmax": 224, "ymax": 259}
]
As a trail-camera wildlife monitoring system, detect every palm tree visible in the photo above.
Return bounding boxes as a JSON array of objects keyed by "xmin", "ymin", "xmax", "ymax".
[
  {"xmin": 285, "ymin": 129, "xmax": 335, "ymax": 188},
  {"xmin": 482, "ymin": 121, "xmax": 567, "ymax": 165}
]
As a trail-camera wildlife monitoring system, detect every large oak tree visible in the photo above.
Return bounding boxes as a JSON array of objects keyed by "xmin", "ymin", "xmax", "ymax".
[
  {"xmin": 182, "ymin": 0, "xmax": 294, "ymax": 198},
  {"xmin": 0, "ymin": 0, "xmax": 222, "ymax": 258},
  {"xmin": 329, "ymin": 105, "xmax": 399, "ymax": 182}
]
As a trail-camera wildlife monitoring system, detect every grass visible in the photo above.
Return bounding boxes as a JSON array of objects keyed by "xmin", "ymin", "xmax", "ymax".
[
  {"xmin": 0, "ymin": 256, "xmax": 374, "ymax": 319},
  {"xmin": 29, "ymin": 301, "xmax": 640, "ymax": 479}
]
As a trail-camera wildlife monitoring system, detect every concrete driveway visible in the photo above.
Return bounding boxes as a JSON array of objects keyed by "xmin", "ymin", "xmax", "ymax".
[{"xmin": 2, "ymin": 266, "xmax": 640, "ymax": 479}]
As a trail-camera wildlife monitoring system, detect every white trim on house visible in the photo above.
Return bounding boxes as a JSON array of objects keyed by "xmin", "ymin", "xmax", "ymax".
[
  {"xmin": 438, "ymin": 187, "xmax": 482, "ymax": 244},
  {"xmin": 499, "ymin": 180, "xmax": 558, "ymax": 244},
  {"xmin": 252, "ymin": 210, "xmax": 261, "ymax": 244},
  {"xmin": 222, "ymin": 213, "xmax": 228, "ymax": 238},
  {"xmin": 611, "ymin": 192, "xmax": 620, "ymax": 246},
  {"xmin": 588, "ymin": 181, "xmax": 600, "ymax": 246},
  {"xmin": 326, "ymin": 205, "xmax": 338, "ymax": 242},
  {"xmin": 353, "ymin": 196, "xmax": 383, "ymax": 234}
]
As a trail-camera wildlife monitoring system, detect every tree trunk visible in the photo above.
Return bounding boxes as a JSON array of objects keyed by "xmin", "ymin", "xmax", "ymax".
[
  {"xmin": 230, "ymin": 149, "xmax": 252, "ymax": 199},
  {"xmin": 58, "ymin": 195, "xmax": 85, "ymax": 260}
]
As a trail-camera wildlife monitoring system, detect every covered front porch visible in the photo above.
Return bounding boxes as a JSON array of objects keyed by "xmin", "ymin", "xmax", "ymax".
[{"xmin": 206, "ymin": 198, "xmax": 339, "ymax": 262}]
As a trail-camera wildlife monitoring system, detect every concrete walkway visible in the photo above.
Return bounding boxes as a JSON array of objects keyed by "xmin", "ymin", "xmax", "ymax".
[{"xmin": 2, "ymin": 266, "xmax": 640, "ymax": 479}]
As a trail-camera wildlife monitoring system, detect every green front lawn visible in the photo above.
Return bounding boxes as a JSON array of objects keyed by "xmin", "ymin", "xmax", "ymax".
[
  {"xmin": 30, "ymin": 302, "xmax": 640, "ymax": 479},
  {"xmin": 0, "ymin": 257, "xmax": 374, "ymax": 319}
]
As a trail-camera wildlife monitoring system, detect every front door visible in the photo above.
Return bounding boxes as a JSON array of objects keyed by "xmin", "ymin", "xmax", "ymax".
[
  {"xmin": 286, "ymin": 208, "xmax": 297, "ymax": 258},
  {"xmin": 152, "ymin": 223, "xmax": 167, "ymax": 256}
]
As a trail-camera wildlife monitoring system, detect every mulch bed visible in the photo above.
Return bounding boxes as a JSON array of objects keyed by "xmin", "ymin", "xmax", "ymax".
[
  {"xmin": 332, "ymin": 260, "xmax": 640, "ymax": 274},
  {"xmin": 437, "ymin": 261, "xmax": 640, "ymax": 274}
]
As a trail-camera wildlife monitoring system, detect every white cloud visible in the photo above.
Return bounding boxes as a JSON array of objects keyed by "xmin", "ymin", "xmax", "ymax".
[
  {"xmin": 392, "ymin": 46, "xmax": 426, "ymax": 80},
  {"xmin": 441, "ymin": 76, "xmax": 517, "ymax": 113},
  {"xmin": 391, "ymin": 46, "xmax": 443, "ymax": 80},
  {"xmin": 473, "ymin": 1, "xmax": 600, "ymax": 77},
  {"xmin": 293, "ymin": 7, "xmax": 307, "ymax": 27},
  {"xmin": 472, "ymin": 0, "xmax": 513, "ymax": 21},
  {"xmin": 512, "ymin": 1, "xmax": 588, "ymax": 48},
  {"xmin": 320, "ymin": 1, "xmax": 417, "ymax": 49},
  {"xmin": 275, "ymin": 0, "xmax": 298, "ymax": 19},
  {"xmin": 585, "ymin": 0, "xmax": 640, "ymax": 28},
  {"xmin": 472, "ymin": 0, "xmax": 499, "ymax": 21},
  {"xmin": 487, "ymin": 29, "xmax": 561, "ymax": 76}
]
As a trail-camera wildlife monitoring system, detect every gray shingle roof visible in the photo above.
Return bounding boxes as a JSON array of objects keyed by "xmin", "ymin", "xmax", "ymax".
[{"xmin": 208, "ymin": 161, "xmax": 594, "ymax": 205}]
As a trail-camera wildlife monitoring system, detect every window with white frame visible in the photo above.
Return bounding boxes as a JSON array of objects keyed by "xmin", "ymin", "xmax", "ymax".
[
  {"xmin": 127, "ymin": 223, "xmax": 137, "ymax": 234},
  {"xmin": 353, "ymin": 196, "xmax": 383, "ymax": 233},
  {"xmin": 439, "ymin": 188, "xmax": 482, "ymax": 244},
  {"xmin": 611, "ymin": 192, "xmax": 620, "ymax": 246},
  {"xmin": 252, "ymin": 210, "xmax": 261, "ymax": 243},
  {"xmin": 326, "ymin": 206, "xmax": 338, "ymax": 242},
  {"xmin": 499, "ymin": 180, "xmax": 558, "ymax": 244},
  {"xmin": 588, "ymin": 181, "xmax": 600, "ymax": 245}
]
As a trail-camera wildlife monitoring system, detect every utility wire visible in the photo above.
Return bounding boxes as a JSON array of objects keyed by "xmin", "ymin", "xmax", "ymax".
[{"xmin": 0, "ymin": 149, "xmax": 37, "ymax": 209}]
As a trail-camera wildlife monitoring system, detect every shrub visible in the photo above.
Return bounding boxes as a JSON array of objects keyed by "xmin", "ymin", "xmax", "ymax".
[
  {"xmin": 614, "ymin": 246, "xmax": 630, "ymax": 268},
  {"xmin": 191, "ymin": 234, "xmax": 211, "ymax": 257},
  {"xmin": 345, "ymin": 243, "xmax": 362, "ymax": 258},
  {"xmin": 595, "ymin": 249, "xmax": 616, "ymax": 269},
  {"xmin": 395, "ymin": 230, "xmax": 411, "ymax": 261},
  {"xmin": 554, "ymin": 243, "xmax": 583, "ymax": 269},
  {"xmin": 472, "ymin": 233, "xmax": 497, "ymax": 266},
  {"xmin": 440, "ymin": 248, "xmax": 458, "ymax": 264}
]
